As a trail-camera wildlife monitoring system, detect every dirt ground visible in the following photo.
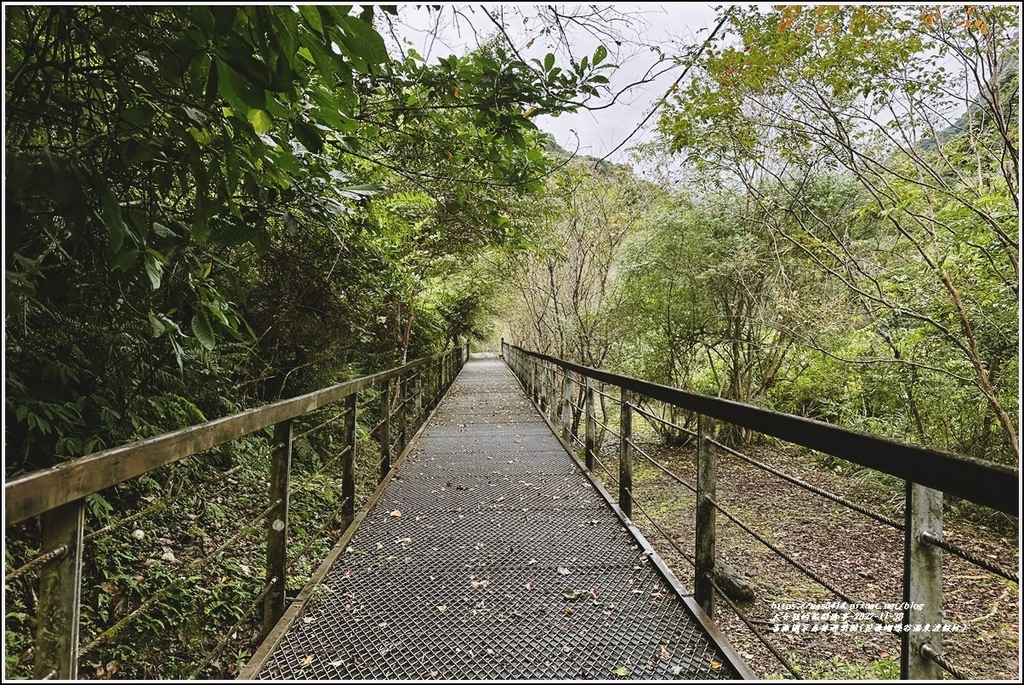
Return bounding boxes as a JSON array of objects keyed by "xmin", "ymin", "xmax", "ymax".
[{"xmin": 590, "ymin": 433, "xmax": 1020, "ymax": 680}]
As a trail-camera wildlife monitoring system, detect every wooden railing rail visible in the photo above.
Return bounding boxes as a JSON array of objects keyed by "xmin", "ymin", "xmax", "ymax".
[{"xmin": 4, "ymin": 344, "xmax": 469, "ymax": 679}]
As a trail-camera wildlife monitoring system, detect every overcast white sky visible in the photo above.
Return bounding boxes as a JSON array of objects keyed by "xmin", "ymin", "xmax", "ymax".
[{"xmin": 384, "ymin": 3, "xmax": 721, "ymax": 164}]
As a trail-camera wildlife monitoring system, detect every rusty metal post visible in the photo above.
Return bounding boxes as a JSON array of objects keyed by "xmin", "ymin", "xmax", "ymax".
[
  {"xmin": 397, "ymin": 375, "xmax": 408, "ymax": 454},
  {"xmin": 619, "ymin": 387, "xmax": 633, "ymax": 518},
  {"xmin": 540, "ymin": 363, "xmax": 548, "ymax": 413},
  {"xmin": 530, "ymin": 357, "xmax": 539, "ymax": 404},
  {"xmin": 549, "ymin": 363, "xmax": 558, "ymax": 421},
  {"xmin": 34, "ymin": 499, "xmax": 85, "ymax": 679},
  {"xmin": 560, "ymin": 370, "xmax": 572, "ymax": 443},
  {"xmin": 379, "ymin": 382, "xmax": 391, "ymax": 482},
  {"xmin": 414, "ymin": 372, "xmax": 423, "ymax": 422},
  {"xmin": 695, "ymin": 414, "xmax": 717, "ymax": 616},
  {"xmin": 902, "ymin": 483, "xmax": 943, "ymax": 679},
  {"xmin": 584, "ymin": 377, "xmax": 596, "ymax": 471},
  {"xmin": 263, "ymin": 419, "xmax": 293, "ymax": 637},
  {"xmin": 434, "ymin": 352, "xmax": 442, "ymax": 405},
  {"xmin": 342, "ymin": 394, "xmax": 357, "ymax": 517}
]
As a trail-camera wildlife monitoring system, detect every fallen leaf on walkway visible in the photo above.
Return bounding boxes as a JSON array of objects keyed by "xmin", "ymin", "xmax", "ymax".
[
  {"xmin": 611, "ymin": 666, "xmax": 629, "ymax": 676},
  {"xmin": 710, "ymin": 660, "xmax": 722, "ymax": 670},
  {"xmin": 658, "ymin": 645, "xmax": 672, "ymax": 660},
  {"xmin": 556, "ymin": 566, "xmax": 571, "ymax": 575},
  {"xmin": 300, "ymin": 655, "xmax": 314, "ymax": 667},
  {"xmin": 436, "ymin": 604, "xmax": 448, "ymax": 613},
  {"xmin": 390, "ymin": 509, "xmax": 402, "ymax": 517}
]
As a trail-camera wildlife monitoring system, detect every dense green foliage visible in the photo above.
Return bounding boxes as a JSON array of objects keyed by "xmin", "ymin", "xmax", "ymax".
[
  {"xmin": 3, "ymin": 5, "xmax": 611, "ymax": 677},
  {"xmin": 505, "ymin": 5, "xmax": 1019, "ymax": 466},
  {"xmin": 3, "ymin": 3, "xmax": 1018, "ymax": 679},
  {"xmin": 4, "ymin": 5, "xmax": 611, "ymax": 475}
]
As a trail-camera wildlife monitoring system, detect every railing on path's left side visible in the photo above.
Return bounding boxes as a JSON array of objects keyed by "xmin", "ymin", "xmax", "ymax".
[{"xmin": 4, "ymin": 345, "xmax": 469, "ymax": 680}]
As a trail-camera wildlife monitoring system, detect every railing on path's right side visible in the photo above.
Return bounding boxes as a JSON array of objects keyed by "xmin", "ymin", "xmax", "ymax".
[
  {"xmin": 501, "ymin": 341, "xmax": 1018, "ymax": 681},
  {"xmin": 4, "ymin": 345, "xmax": 469, "ymax": 680}
]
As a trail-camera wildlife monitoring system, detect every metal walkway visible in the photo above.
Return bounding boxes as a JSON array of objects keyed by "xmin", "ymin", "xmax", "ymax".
[{"xmin": 242, "ymin": 357, "xmax": 747, "ymax": 680}]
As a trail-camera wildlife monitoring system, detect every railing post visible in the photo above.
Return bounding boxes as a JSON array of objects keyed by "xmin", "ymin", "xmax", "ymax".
[
  {"xmin": 34, "ymin": 499, "xmax": 85, "ymax": 679},
  {"xmin": 379, "ymin": 382, "xmax": 391, "ymax": 483},
  {"xmin": 695, "ymin": 414, "xmax": 717, "ymax": 616},
  {"xmin": 263, "ymin": 419, "xmax": 292, "ymax": 637},
  {"xmin": 540, "ymin": 363, "xmax": 548, "ymax": 413},
  {"xmin": 415, "ymin": 372, "xmax": 423, "ymax": 421},
  {"xmin": 560, "ymin": 370, "xmax": 572, "ymax": 443},
  {"xmin": 342, "ymin": 393, "xmax": 357, "ymax": 517},
  {"xmin": 397, "ymin": 375, "xmax": 408, "ymax": 454},
  {"xmin": 585, "ymin": 377, "xmax": 596, "ymax": 471},
  {"xmin": 901, "ymin": 483, "xmax": 943, "ymax": 679},
  {"xmin": 619, "ymin": 387, "xmax": 633, "ymax": 518},
  {"xmin": 530, "ymin": 357, "xmax": 539, "ymax": 403},
  {"xmin": 551, "ymin": 364, "xmax": 560, "ymax": 422},
  {"xmin": 433, "ymin": 358, "xmax": 440, "ymax": 407},
  {"xmin": 548, "ymin": 363, "xmax": 556, "ymax": 420}
]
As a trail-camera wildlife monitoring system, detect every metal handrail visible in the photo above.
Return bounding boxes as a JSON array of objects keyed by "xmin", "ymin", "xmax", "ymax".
[
  {"xmin": 5, "ymin": 349, "xmax": 461, "ymax": 524},
  {"xmin": 504, "ymin": 343, "xmax": 1017, "ymax": 516},
  {"xmin": 4, "ymin": 344, "xmax": 470, "ymax": 679},
  {"xmin": 501, "ymin": 340, "xmax": 1017, "ymax": 681}
]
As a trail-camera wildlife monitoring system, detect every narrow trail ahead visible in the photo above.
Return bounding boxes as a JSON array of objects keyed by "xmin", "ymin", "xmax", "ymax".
[{"xmin": 243, "ymin": 358, "xmax": 745, "ymax": 680}]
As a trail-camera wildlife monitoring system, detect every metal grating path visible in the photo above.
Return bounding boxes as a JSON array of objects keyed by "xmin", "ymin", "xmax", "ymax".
[{"xmin": 249, "ymin": 357, "xmax": 743, "ymax": 680}]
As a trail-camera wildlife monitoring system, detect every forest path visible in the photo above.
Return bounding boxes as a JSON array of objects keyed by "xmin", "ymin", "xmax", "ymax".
[{"xmin": 241, "ymin": 358, "xmax": 748, "ymax": 680}]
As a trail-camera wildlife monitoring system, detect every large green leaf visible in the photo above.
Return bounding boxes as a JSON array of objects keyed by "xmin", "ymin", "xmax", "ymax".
[
  {"xmin": 191, "ymin": 310, "xmax": 216, "ymax": 350},
  {"xmin": 216, "ymin": 57, "xmax": 265, "ymax": 111},
  {"xmin": 336, "ymin": 15, "xmax": 389, "ymax": 67},
  {"xmin": 247, "ymin": 108, "xmax": 272, "ymax": 134},
  {"xmin": 293, "ymin": 121, "xmax": 324, "ymax": 154},
  {"xmin": 97, "ymin": 182, "xmax": 128, "ymax": 253},
  {"xmin": 298, "ymin": 4, "xmax": 323, "ymax": 34}
]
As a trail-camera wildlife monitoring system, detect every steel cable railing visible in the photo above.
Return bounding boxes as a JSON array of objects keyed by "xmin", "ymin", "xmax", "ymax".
[{"xmin": 501, "ymin": 342, "xmax": 1017, "ymax": 681}]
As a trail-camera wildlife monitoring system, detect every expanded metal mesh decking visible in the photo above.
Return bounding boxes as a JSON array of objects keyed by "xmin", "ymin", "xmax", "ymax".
[{"xmin": 252, "ymin": 358, "xmax": 742, "ymax": 680}]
